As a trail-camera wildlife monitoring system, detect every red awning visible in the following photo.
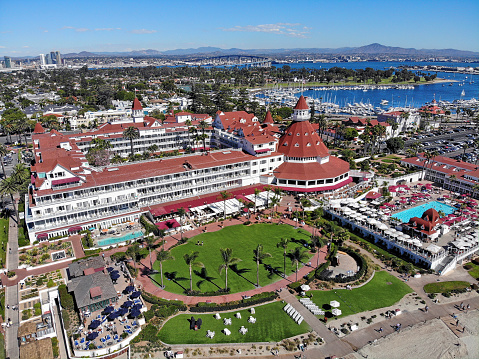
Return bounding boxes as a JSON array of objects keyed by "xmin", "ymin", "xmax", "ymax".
[
  {"xmin": 68, "ymin": 226, "xmax": 82, "ymax": 232},
  {"xmin": 365, "ymin": 191, "xmax": 382, "ymax": 200},
  {"xmin": 155, "ymin": 218, "xmax": 181, "ymax": 230},
  {"xmin": 51, "ymin": 177, "xmax": 80, "ymax": 186},
  {"xmin": 37, "ymin": 233, "xmax": 48, "ymax": 239},
  {"xmin": 255, "ymin": 149, "xmax": 270, "ymax": 153},
  {"xmin": 279, "ymin": 177, "xmax": 352, "ymax": 193}
]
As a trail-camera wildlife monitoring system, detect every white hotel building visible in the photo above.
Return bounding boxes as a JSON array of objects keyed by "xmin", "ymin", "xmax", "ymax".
[{"xmin": 25, "ymin": 97, "xmax": 350, "ymax": 243}]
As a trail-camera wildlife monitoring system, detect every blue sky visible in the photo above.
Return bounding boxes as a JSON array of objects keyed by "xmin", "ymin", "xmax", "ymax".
[{"xmin": 1, "ymin": 0, "xmax": 478, "ymax": 56}]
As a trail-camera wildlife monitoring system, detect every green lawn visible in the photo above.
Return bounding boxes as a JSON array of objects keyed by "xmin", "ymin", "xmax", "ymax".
[
  {"xmin": 464, "ymin": 262, "xmax": 479, "ymax": 280},
  {"xmin": 0, "ymin": 218, "xmax": 8, "ymax": 268},
  {"xmin": 152, "ymin": 224, "xmax": 312, "ymax": 295},
  {"xmin": 0, "ymin": 333, "xmax": 5, "ymax": 359},
  {"xmin": 306, "ymin": 271, "xmax": 413, "ymax": 318},
  {"xmin": 158, "ymin": 301, "xmax": 310, "ymax": 344},
  {"xmin": 424, "ymin": 281, "xmax": 471, "ymax": 294}
]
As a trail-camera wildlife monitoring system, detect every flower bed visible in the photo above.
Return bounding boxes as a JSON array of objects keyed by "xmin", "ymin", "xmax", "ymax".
[{"xmin": 19, "ymin": 241, "xmax": 73, "ymax": 267}]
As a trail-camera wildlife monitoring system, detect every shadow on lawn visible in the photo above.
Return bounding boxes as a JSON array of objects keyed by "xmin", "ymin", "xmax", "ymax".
[
  {"xmin": 230, "ymin": 264, "xmax": 256, "ymax": 286},
  {"xmin": 264, "ymin": 264, "xmax": 283, "ymax": 280},
  {"xmin": 194, "ymin": 268, "xmax": 221, "ymax": 290},
  {"xmin": 164, "ymin": 271, "xmax": 188, "ymax": 291}
]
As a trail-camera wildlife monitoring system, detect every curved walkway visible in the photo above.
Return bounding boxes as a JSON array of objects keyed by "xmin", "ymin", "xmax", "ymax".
[{"xmin": 134, "ymin": 216, "xmax": 327, "ymax": 304}]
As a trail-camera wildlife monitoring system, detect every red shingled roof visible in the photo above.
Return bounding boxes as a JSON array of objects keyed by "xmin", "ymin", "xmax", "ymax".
[
  {"xmin": 294, "ymin": 95, "xmax": 309, "ymax": 110},
  {"xmin": 278, "ymin": 120, "xmax": 329, "ymax": 158},
  {"xmin": 274, "ymin": 156, "xmax": 349, "ymax": 181},
  {"xmin": 132, "ymin": 98, "xmax": 143, "ymax": 110}
]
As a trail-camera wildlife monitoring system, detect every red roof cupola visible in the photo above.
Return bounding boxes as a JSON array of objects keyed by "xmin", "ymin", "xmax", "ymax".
[{"xmin": 294, "ymin": 95, "xmax": 309, "ymax": 110}]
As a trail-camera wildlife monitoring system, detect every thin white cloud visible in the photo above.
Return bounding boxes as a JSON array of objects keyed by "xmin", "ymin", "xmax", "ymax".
[
  {"xmin": 95, "ymin": 28, "xmax": 122, "ymax": 31},
  {"xmin": 221, "ymin": 23, "xmax": 310, "ymax": 38},
  {"xmin": 62, "ymin": 26, "xmax": 74, "ymax": 30},
  {"xmin": 44, "ymin": 30, "xmax": 49, "ymax": 33},
  {"xmin": 130, "ymin": 29, "xmax": 157, "ymax": 34},
  {"xmin": 23, "ymin": 46, "xmax": 29, "ymax": 48},
  {"xmin": 76, "ymin": 28, "xmax": 89, "ymax": 32},
  {"xmin": 0, "ymin": 46, "xmax": 5, "ymax": 49}
]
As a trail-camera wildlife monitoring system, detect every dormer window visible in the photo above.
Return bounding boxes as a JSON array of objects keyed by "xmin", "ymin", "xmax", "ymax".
[
  {"xmin": 307, "ymin": 142, "xmax": 311, "ymax": 147},
  {"xmin": 283, "ymin": 142, "xmax": 288, "ymax": 146},
  {"xmin": 304, "ymin": 132, "xmax": 308, "ymax": 136},
  {"xmin": 296, "ymin": 133, "xmax": 300, "ymax": 136},
  {"xmin": 294, "ymin": 143, "xmax": 299, "ymax": 147}
]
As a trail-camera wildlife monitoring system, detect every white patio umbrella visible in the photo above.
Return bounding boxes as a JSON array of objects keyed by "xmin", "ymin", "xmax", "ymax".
[
  {"xmin": 381, "ymin": 215, "xmax": 389, "ymax": 221},
  {"xmin": 300, "ymin": 284, "xmax": 311, "ymax": 291},
  {"xmin": 412, "ymin": 239, "xmax": 422, "ymax": 246},
  {"xmin": 332, "ymin": 308, "xmax": 342, "ymax": 316},
  {"xmin": 349, "ymin": 213, "xmax": 359, "ymax": 218},
  {"xmin": 330, "ymin": 300, "xmax": 340, "ymax": 308},
  {"xmin": 377, "ymin": 223, "xmax": 388, "ymax": 230},
  {"xmin": 402, "ymin": 234, "xmax": 411, "ymax": 239},
  {"xmin": 384, "ymin": 230, "xmax": 393, "ymax": 236},
  {"xmin": 367, "ymin": 218, "xmax": 378, "ymax": 226}
]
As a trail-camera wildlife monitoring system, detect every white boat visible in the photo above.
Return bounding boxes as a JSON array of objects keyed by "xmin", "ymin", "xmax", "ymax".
[{"xmin": 380, "ymin": 99, "xmax": 389, "ymax": 105}]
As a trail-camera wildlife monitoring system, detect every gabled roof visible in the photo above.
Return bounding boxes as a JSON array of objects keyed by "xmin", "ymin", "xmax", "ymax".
[
  {"xmin": 278, "ymin": 120, "xmax": 329, "ymax": 158},
  {"xmin": 132, "ymin": 98, "xmax": 143, "ymax": 110},
  {"xmin": 294, "ymin": 95, "xmax": 309, "ymax": 110}
]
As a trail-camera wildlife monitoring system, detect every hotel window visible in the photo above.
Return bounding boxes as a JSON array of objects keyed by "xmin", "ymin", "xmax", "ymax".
[
  {"xmin": 287, "ymin": 180, "xmax": 296, "ymax": 185},
  {"xmin": 298, "ymin": 181, "xmax": 306, "ymax": 186},
  {"xmin": 279, "ymin": 179, "xmax": 286, "ymax": 184},
  {"xmin": 308, "ymin": 181, "xmax": 315, "ymax": 185}
]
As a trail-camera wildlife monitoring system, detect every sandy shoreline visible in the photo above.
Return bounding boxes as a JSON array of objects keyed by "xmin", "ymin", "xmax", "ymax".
[{"xmin": 352, "ymin": 309, "xmax": 479, "ymax": 359}]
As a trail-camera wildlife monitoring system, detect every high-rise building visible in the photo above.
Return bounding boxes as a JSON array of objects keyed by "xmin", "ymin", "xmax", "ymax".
[
  {"xmin": 49, "ymin": 51, "xmax": 56, "ymax": 64},
  {"xmin": 4, "ymin": 56, "xmax": 12, "ymax": 68},
  {"xmin": 39, "ymin": 54, "xmax": 46, "ymax": 66},
  {"xmin": 55, "ymin": 51, "xmax": 61, "ymax": 66}
]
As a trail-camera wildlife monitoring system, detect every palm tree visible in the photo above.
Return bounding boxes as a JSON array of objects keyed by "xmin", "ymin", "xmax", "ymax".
[
  {"xmin": 143, "ymin": 235, "xmax": 157, "ymax": 271},
  {"xmin": 126, "ymin": 243, "xmax": 141, "ymax": 271},
  {"xmin": 0, "ymin": 144, "xmax": 8, "ymax": 178},
  {"xmin": 277, "ymin": 238, "xmax": 289, "ymax": 278},
  {"xmin": 254, "ymin": 188, "xmax": 261, "ymax": 213},
  {"xmin": 437, "ymin": 210, "xmax": 445, "ymax": 218},
  {"xmin": 218, "ymin": 248, "xmax": 241, "ymax": 290},
  {"xmin": 123, "ymin": 126, "xmax": 140, "ymax": 157},
  {"xmin": 264, "ymin": 185, "xmax": 272, "ymax": 208},
  {"xmin": 198, "ymin": 120, "xmax": 209, "ymax": 151},
  {"xmin": 177, "ymin": 207, "xmax": 186, "ymax": 241},
  {"xmin": 183, "ymin": 251, "xmax": 204, "ymax": 292},
  {"xmin": 219, "ymin": 191, "xmax": 232, "ymax": 220},
  {"xmin": 156, "ymin": 249, "xmax": 174, "ymax": 288},
  {"xmin": 253, "ymin": 244, "xmax": 271, "ymax": 287},
  {"xmin": 289, "ymin": 247, "xmax": 309, "ymax": 281},
  {"xmin": 270, "ymin": 196, "xmax": 280, "ymax": 221},
  {"xmin": 448, "ymin": 174, "xmax": 457, "ymax": 193},
  {"xmin": 0, "ymin": 177, "xmax": 19, "ymax": 221},
  {"xmin": 147, "ymin": 144, "xmax": 158, "ymax": 154}
]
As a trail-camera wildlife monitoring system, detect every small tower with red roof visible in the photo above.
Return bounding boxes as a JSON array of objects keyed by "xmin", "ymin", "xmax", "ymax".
[
  {"xmin": 132, "ymin": 98, "xmax": 144, "ymax": 123},
  {"xmin": 292, "ymin": 95, "xmax": 310, "ymax": 122},
  {"xmin": 263, "ymin": 110, "xmax": 274, "ymax": 125},
  {"xmin": 33, "ymin": 122, "xmax": 46, "ymax": 134}
]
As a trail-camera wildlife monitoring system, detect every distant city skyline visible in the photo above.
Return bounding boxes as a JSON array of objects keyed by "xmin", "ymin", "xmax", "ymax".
[{"xmin": 1, "ymin": 0, "xmax": 478, "ymax": 57}]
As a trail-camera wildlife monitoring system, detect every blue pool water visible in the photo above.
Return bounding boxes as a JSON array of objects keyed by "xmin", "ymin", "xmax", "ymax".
[
  {"xmin": 97, "ymin": 231, "xmax": 144, "ymax": 247},
  {"xmin": 392, "ymin": 201, "xmax": 456, "ymax": 223}
]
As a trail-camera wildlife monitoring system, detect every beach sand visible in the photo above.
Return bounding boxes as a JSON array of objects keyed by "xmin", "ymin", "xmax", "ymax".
[{"xmin": 352, "ymin": 310, "xmax": 479, "ymax": 359}]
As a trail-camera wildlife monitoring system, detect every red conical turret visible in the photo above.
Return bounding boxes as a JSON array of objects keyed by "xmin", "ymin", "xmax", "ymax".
[
  {"xmin": 263, "ymin": 111, "xmax": 274, "ymax": 124},
  {"xmin": 33, "ymin": 122, "xmax": 45, "ymax": 134}
]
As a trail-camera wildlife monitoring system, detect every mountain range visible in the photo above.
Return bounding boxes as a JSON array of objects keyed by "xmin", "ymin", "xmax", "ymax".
[{"xmin": 22, "ymin": 43, "xmax": 479, "ymax": 59}]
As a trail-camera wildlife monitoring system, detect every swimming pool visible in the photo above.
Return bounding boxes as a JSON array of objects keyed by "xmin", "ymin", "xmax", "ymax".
[
  {"xmin": 97, "ymin": 231, "xmax": 144, "ymax": 247},
  {"xmin": 392, "ymin": 201, "xmax": 456, "ymax": 223}
]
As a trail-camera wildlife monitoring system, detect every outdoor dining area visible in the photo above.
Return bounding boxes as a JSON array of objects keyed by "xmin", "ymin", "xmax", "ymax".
[{"xmin": 73, "ymin": 284, "xmax": 145, "ymax": 351}]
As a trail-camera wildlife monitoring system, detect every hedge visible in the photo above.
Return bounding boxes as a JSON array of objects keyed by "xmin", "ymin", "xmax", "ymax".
[
  {"xmin": 58, "ymin": 284, "xmax": 74, "ymax": 310},
  {"xmin": 190, "ymin": 291, "xmax": 278, "ymax": 313},
  {"xmin": 141, "ymin": 291, "xmax": 186, "ymax": 310},
  {"xmin": 317, "ymin": 247, "xmax": 368, "ymax": 283}
]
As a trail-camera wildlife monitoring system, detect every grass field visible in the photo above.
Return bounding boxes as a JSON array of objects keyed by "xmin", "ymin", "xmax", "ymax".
[
  {"xmin": 464, "ymin": 262, "xmax": 479, "ymax": 280},
  {"xmin": 424, "ymin": 281, "xmax": 471, "ymax": 294},
  {"xmin": 0, "ymin": 218, "xmax": 8, "ymax": 268},
  {"xmin": 151, "ymin": 224, "xmax": 312, "ymax": 295},
  {"xmin": 307, "ymin": 271, "xmax": 413, "ymax": 318},
  {"xmin": 158, "ymin": 301, "xmax": 310, "ymax": 344},
  {"xmin": 0, "ymin": 333, "xmax": 4, "ymax": 359}
]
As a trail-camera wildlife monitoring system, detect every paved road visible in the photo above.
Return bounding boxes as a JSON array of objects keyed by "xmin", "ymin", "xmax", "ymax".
[{"xmin": 5, "ymin": 214, "xmax": 19, "ymax": 359}]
